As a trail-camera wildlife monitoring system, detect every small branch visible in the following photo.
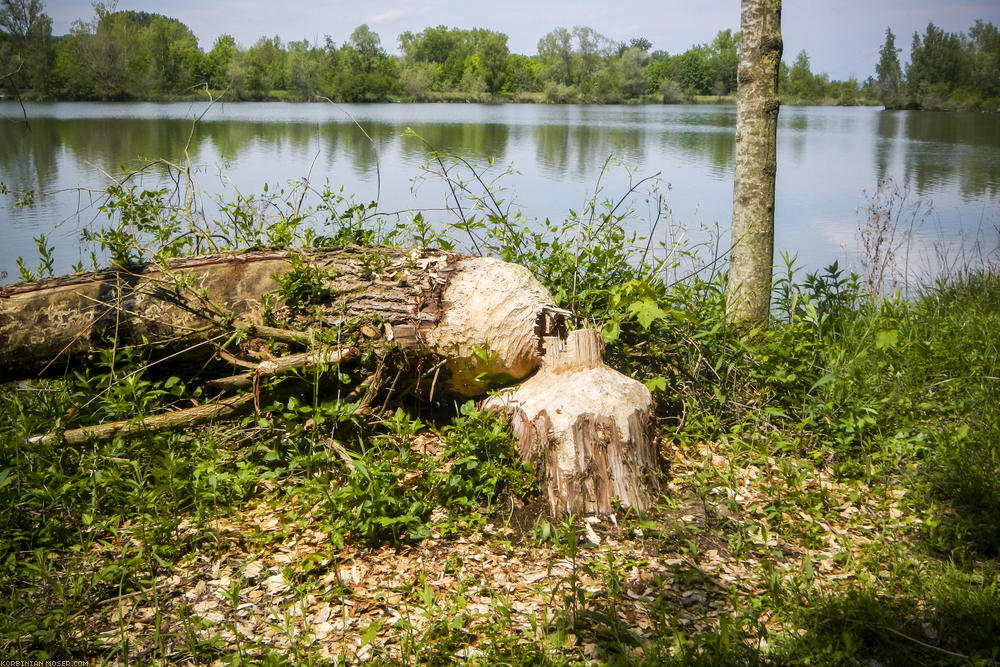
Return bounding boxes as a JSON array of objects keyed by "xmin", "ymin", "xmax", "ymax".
[
  {"xmin": 877, "ymin": 625, "xmax": 970, "ymax": 660},
  {"xmin": 206, "ymin": 346, "xmax": 360, "ymax": 391},
  {"xmin": 29, "ymin": 394, "xmax": 255, "ymax": 446},
  {"xmin": 236, "ymin": 321, "xmax": 314, "ymax": 347}
]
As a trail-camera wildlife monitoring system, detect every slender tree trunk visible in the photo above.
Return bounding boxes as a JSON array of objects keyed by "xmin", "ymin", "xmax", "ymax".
[{"xmin": 726, "ymin": 0, "xmax": 782, "ymax": 323}]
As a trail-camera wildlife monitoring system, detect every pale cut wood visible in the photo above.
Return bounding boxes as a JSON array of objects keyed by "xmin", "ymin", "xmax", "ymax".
[{"xmin": 485, "ymin": 329, "xmax": 661, "ymax": 516}]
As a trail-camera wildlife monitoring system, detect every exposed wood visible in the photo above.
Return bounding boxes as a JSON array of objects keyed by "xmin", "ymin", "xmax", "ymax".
[
  {"xmin": 484, "ymin": 329, "xmax": 661, "ymax": 516},
  {"xmin": 0, "ymin": 246, "xmax": 567, "ymax": 397}
]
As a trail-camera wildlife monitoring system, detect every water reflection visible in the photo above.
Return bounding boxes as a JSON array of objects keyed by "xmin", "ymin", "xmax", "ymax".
[
  {"xmin": 781, "ymin": 108, "xmax": 810, "ymax": 164},
  {"xmin": 1, "ymin": 103, "xmax": 998, "ymax": 280},
  {"xmin": 901, "ymin": 112, "xmax": 1000, "ymax": 200},
  {"xmin": 658, "ymin": 128, "xmax": 734, "ymax": 178},
  {"xmin": 0, "ymin": 118, "xmax": 64, "ymax": 193},
  {"xmin": 874, "ymin": 111, "xmax": 902, "ymax": 182}
]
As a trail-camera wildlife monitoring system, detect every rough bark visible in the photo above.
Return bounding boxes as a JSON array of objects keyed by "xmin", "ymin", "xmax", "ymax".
[
  {"xmin": 726, "ymin": 0, "xmax": 782, "ymax": 323},
  {"xmin": 484, "ymin": 329, "xmax": 661, "ymax": 516},
  {"xmin": 0, "ymin": 246, "xmax": 567, "ymax": 397}
]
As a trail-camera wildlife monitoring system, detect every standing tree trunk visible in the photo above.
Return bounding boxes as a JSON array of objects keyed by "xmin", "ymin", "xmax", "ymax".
[{"xmin": 726, "ymin": 0, "xmax": 782, "ymax": 323}]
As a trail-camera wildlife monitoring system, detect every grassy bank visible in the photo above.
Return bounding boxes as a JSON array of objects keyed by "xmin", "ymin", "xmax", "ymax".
[{"xmin": 1, "ymin": 162, "xmax": 998, "ymax": 664}]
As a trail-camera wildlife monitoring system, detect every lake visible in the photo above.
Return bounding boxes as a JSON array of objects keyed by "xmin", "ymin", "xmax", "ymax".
[{"xmin": 1, "ymin": 102, "xmax": 998, "ymax": 286}]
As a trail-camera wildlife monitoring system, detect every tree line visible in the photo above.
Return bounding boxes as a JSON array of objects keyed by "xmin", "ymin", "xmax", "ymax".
[
  {"xmin": 1, "ymin": 0, "xmax": 996, "ymax": 109},
  {"xmin": 875, "ymin": 22, "xmax": 1000, "ymax": 111}
]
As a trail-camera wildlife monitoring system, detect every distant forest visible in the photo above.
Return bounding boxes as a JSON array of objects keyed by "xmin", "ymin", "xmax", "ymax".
[{"xmin": 1, "ymin": 0, "xmax": 997, "ymax": 110}]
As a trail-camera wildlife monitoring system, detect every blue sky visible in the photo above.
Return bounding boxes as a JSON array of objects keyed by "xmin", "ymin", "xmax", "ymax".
[{"xmin": 45, "ymin": 0, "xmax": 1000, "ymax": 81}]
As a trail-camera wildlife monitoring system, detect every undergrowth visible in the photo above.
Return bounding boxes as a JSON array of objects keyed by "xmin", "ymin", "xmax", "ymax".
[{"xmin": 1, "ymin": 147, "xmax": 999, "ymax": 665}]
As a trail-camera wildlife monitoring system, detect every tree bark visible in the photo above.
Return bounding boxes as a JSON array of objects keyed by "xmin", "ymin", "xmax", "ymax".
[
  {"xmin": 484, "ymin": 329, "xmax": 661, "ymax": 516},
  {"xmin": 726, "ymin": 0, "xmax": 782, "ymax": 323},
  {"xmin": 0, "ymin": 246, "xmax": 567, "ymax": 397}
]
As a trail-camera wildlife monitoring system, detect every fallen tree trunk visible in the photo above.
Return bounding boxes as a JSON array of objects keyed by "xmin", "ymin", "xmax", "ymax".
[
  {"xmin": 9, "ymin": 251, "xmax": 663, "ymax": 512},
  {"xmin": 0, "ymin": 246, "xmax": 567, "ymax": 397}
]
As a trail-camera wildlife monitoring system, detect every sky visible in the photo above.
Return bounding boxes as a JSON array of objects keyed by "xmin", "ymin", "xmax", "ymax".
[{"xmin": 44, "ymin": 0, "xmax": 1000, "ymax": 82}]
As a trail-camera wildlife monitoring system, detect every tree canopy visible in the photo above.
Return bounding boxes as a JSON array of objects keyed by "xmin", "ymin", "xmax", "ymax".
[{"xmin": 0, "ymin": 0, "xmax": 996, "ymax": 110}]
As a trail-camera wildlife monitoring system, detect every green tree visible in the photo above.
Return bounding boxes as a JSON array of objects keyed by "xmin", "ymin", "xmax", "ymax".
[
  {"xmin": 629, "ymin": 36, "xmax": 652, "ymax": 52},
  {"xmin": 645, "ymin": 50, "xmax": 674, "ymax": 95},
  {"xmin": 346, "ymin": 24, "xmax": 383, "ymax": 74},
  {"xmin": 676, "ymin": 48, "xmax": 714, "ymax": 95},
  {"xmin": 336, "ymin": 25, "xmax": 396, "ymax": 101},
  {"xmin": 571, "ymin": 26, "xmax": 613, "ymax": 88},
  {"xmin": 968, "ymin": 20, "xmax": 1000, "ymax": 100},
  {"xmin": 727, "ymin": 0, "xmax": 782, "ymax": 324},
  {"xmin": 786, "ymin": 49, "xmax": 819, "ymax": 101},
  {"xmin": 834, "ymin": 77, "xmax": 859, "ymax": 105},
  {"xmin": 907, "ymin": 22, "xmax": 970, "ymax": 106},
  {"xmin": 399, "ymin": 60, "xmax": 435, "ymax": 98},
  {"xmin": 505, "ymin": 52, "xmax": 539, "ymax": 92},
  {"xmin": 620, "ymin": 46, "xmax": 648, "ymax": 98},
  {"xmin": 536, "ymin": 27, "xmax": 573, "ymax": 86},
  {"xmin": 875, "ymin": 27, "xmax": 903, "ymax": 108},
  {"xmin": 243, "ymin": 36, "xmax": 287, "ymax": 96},
  {"xmin": 144, "ymin": 14, "xmax": 201, "ymax": 92},
  {"xmin": 204, "ymin": 34, "xmax": 236, "ymax": 90},
  {"xmin": 287, "ymin": 39, "xmax": 323, "ymax": 98},
  {"xmin": 709, "ymin": 29, "xmax": 740, "ymax": 94},
  {"xmin": 399, "ymin": 25, "xmax": 468, "ymax": 88},
  {"xmin": 0, "ymin": 0, "xmax": 53, "ymax": 93},
  {"xmin": 63, "ymin": 4, "xmax": 154, "ymax": 99},
  {"xmin": 475, "ymin": 29, "xmax": 509, "ymax": 93}
]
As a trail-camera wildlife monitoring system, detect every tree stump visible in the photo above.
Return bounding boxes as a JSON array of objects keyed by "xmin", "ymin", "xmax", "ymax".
[{"xmin": 484, "ymin": 329, "xmax": 661, "ymax": 516}]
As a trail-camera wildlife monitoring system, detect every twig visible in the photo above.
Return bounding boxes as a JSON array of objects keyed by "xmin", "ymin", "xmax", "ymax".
[
  {"xmin": 319, "ymin": 96, "xmax": 381, "ymax": 206},
  {"xmin": 877, "ymin": 624, "xmax": 970, "ymax": 660},
  {"xmin": 206, "ymin": 347, "xmax": 360, "ymax": 391}
]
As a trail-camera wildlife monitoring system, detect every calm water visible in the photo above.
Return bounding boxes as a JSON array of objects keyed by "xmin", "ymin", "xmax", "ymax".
[{"xmin": 1, "ymin": 102, "xmax": 998, "ymax": 284}]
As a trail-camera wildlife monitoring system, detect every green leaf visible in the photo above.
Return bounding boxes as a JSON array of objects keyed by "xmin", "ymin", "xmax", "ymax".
[
  {"xmin": 644, "ymin": 376, "xmax": 667, "ymax": 393},
  {"xmin": 602, "ymin": 320, "xmax": 621, "ymax": 343},
  {"xmin": 627, "ymin": 298, "xmax": 667, "ymax": 330},
  {"xmin": 875, "ymin": 329, "xmax": 899, "ymax": 350},
  {"xmin": 361, "ymin": 622, "xmax": 380, "ymax": 646},
  {"xmin": 809, "ymin": 372, "xmax": 837, "ymax": 392}
]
